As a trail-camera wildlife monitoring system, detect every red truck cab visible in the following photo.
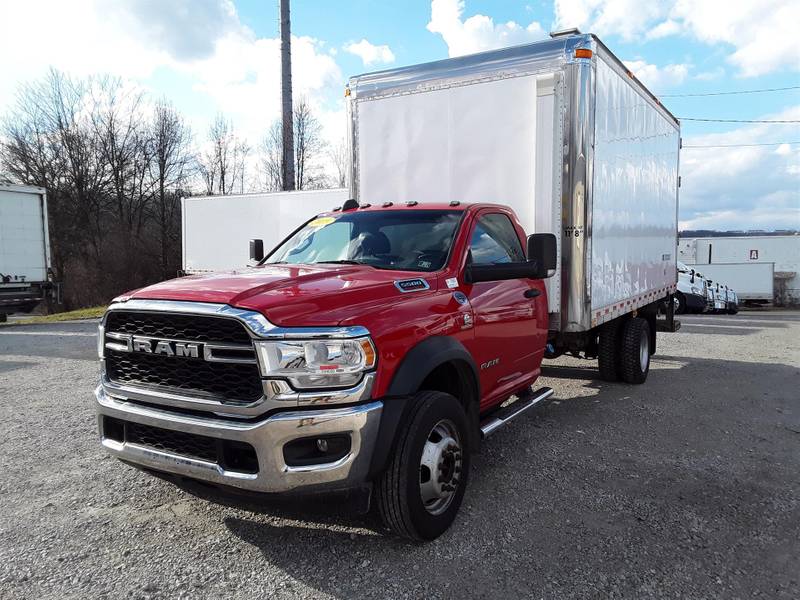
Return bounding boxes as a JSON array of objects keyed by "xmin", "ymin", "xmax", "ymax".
[{"xmin": 95, "ymin": 201, "xmax": 556, "ymax": 540}]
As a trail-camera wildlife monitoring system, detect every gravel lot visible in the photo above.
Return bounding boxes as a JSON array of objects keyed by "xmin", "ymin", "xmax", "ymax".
[{"xmin": 0, "ymin": 311, "xmax": 798, "ymax": 599}]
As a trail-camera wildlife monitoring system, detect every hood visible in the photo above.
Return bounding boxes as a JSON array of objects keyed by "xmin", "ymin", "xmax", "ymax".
[{"xmin": 127, "ymin": 264, "xmax": 435, "ymax": 326}]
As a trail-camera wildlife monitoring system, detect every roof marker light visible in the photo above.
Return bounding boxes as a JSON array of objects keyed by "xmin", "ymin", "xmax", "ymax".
[{"xmin": 574, "ymin": 49, "xmax": 593, "ymax": 59}]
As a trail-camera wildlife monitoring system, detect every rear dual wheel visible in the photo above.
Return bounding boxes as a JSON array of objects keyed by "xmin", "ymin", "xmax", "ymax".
[
  {"xmin": 597, "ymin": 317, "xmax": 651, "ymax": 384},
  {"xmin": 375, "ymin": 391, "xmax": 470, "ymax": 541}
]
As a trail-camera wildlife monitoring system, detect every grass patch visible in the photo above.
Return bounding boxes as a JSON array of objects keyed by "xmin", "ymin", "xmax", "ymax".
[{"xmin": 2, "ymin": 306, "xmax": 106, "ymax": 325}]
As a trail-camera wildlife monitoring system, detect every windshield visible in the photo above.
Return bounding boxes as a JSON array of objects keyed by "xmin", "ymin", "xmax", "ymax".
[{"xmin": 265, "ymin": 210, "xmax": 462, "ymax": 272}]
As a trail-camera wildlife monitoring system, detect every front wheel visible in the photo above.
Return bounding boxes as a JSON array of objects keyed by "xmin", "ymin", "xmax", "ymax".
[{"xmin": 375, "ymin": 391, "xmax": 470, "ymax": 541}]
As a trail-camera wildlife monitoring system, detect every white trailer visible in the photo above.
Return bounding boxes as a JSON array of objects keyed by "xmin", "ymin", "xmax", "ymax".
[
  {"xmin": 687, "ymin": 262, "xmax": 774, "ymax": 303},
  {"xmin": 0, "ymin": 184, "xmax": 53, "ymax": 319},
  {"xmin": 346, "ymin": 31, "xmax": 680, "ymax": 352},
  {"xmin": 181, "ymin": 189, "xmax": 349, "ymax": 274}
]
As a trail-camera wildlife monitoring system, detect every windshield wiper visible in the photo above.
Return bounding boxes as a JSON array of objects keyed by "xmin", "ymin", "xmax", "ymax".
[{"xmin": 315, "ymin": 260, "xmax": 365, "ymax": 265}]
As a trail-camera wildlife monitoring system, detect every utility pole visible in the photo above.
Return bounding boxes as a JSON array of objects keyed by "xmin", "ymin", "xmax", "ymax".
[{"xmin": 279, "ymin": 0, "xmax": 296, "ymax": 190}]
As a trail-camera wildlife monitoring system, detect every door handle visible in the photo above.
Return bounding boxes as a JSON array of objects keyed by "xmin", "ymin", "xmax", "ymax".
[{"xmin": 524, "ymin": 288, "xmax": 541, "ymax": 299}]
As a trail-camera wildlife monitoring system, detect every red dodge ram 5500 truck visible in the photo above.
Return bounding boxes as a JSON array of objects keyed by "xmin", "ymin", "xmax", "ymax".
[{"xmin": 96, "ymin": 201, "xmax": 558, "ymax": 540}]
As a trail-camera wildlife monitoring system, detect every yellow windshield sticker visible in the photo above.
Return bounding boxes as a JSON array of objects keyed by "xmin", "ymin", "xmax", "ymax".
[{"xmin": 307, "ymin": 216, "xmax": 336, "ymax": 228}]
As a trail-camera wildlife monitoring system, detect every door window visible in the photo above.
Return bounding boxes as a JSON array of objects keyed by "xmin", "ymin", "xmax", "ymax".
[{"xmin": 469, "ymin": 213, "xmax": 525, "ymax": 265}]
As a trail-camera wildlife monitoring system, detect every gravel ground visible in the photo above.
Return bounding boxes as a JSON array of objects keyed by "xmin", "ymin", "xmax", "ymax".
[{"xmin": 0, "ymin": 311, "xmax": 798, "ymax": 599}]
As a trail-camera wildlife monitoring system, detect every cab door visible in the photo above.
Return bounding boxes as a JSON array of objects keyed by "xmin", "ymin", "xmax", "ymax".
[{"xmin": 460, "ymin": 210, "xmax": 544, "ymax": 409}]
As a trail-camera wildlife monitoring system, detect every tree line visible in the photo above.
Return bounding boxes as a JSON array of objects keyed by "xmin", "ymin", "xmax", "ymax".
[{"xmin": 0, "ymin": 69, "xmax": 345, "ymax": 309}]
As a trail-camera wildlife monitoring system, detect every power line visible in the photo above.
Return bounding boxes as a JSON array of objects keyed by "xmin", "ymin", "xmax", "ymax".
[
  {"xmin": 682, "ymin": 141, "xmax": 799, "ymax": 148},
  {"xmin": 678, "ymin": 118, "xmax": 800, "ymax": 123},
  {"xmin": 660, "ymin": 85, "xmax": 800, "ymax": 98}
]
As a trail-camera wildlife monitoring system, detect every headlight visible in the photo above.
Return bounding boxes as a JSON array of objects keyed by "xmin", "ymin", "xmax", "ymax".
[{"xmin": 254, "ymin": 337, "xmax": 376, "ymax": 390}]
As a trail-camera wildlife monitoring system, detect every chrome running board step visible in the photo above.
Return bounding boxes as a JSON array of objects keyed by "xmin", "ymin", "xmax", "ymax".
[{"xmin": 479, "ymin": 387, "xmax": 554, "ymax": 438}]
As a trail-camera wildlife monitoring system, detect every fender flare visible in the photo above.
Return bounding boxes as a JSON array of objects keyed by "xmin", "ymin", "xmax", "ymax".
[
  {"xmin": 386, "ymin": 335, "xmax": 479, "ymax": 397},
  {"xmin": 368, "ymin": 336, "xmax": 480, "ymax": 479}
]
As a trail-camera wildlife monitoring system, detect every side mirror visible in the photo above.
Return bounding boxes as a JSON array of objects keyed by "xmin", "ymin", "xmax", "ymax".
[
  {"xmin": 526, "ymin": 233, "xmax": 557, "ymax": 279},
  {"xmin": 464, "ymin": 261, "xmax": 540, "ymax": 284},
  {"xmin": 250, "ymin": 239, "xmax": 264, "ymax": 262},
  {"xmin": 690, "ymin": 269, "xmax": 695, "ymax": 283}
]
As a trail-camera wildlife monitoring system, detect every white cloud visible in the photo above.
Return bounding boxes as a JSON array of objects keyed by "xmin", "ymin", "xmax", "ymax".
[
  {"xmin": 624, "ymin": 60, "xmax": 689, "ymax": 89},
  {"xmin": 646, "ymin": 19, "xmax": 680, "ymax": 40},
  {"xmin": 678, "ymin": 106, "xmax": 800, "ymax": 230},
  {"xmin": 554, "ymin": 0, "xmax": 668, "ymax": 41},
  {"xmin": 344, "ymin": 39, "xmax": 395, "ymax": 66},
  {"xmin": 427, "ymin": 0, "xmax": 547, "ymax": 58},
  {"xmin": 0, "ymin": 0, "xmax": 343, "ymax": 145},
  {"xmin": 554, "ymin": 0, "xmax": 800, "ymax": 77}
]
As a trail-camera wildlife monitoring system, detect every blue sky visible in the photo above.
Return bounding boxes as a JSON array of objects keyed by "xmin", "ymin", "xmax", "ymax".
[{"xmin": 0, "ymin": 0, "xmax": 798, "ymax": 230}]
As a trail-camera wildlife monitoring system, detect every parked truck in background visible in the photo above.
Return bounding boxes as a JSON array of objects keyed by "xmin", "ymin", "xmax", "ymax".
[
  {"xmin": 676, "ymin": 261, "xmax": 707, "ymax": 314},
  {"xmin": 0, "ymin": 184, "xmax": 55, "ymax": 321},
  {"xmin": 95, "ymin": 32, "xmax": 680, "ymax": 540}
]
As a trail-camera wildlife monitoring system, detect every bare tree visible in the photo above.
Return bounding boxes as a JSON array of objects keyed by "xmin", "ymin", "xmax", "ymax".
[
  {"xmin": 0, "ymin": 69, "xmax": 193, "ymax": 308},
  {"xmin": 260, "ymin": 120, "xmax": 284, "ymax": 192},
  {"xmin": 149, "ymin": 100, "xmax": 193, "ymax": 278},
  {"xmin": 198, "ymin": 114, "xmax": 249, "ymax": 195},
  {"xmin": 328, "ymin": 137, "xmax": 348, "ymax": 189},
  {"xmin": 260, "ymin": 98, "xmax": 329, "ymax": 191}
]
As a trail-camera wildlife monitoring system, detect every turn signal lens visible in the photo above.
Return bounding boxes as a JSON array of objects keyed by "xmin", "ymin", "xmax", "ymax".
[{"xmin": 574, "ymin": 49, "xmax": 593, "ymax": 59}]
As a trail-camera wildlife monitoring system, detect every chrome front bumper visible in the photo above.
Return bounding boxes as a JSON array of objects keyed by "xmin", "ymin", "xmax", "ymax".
[{"xmin": 95, "ymin": 384, "xmax": 383, "ymax": 494}]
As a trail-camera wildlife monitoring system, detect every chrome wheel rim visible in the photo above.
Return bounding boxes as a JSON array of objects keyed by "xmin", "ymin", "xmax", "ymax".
[
  {"xmin": 419, "ymin": 419, "xmax": 462, "ymax": 515},
  {"xmin": 639, "ymin": 329, "xmax": 649, "ymax": 372}
]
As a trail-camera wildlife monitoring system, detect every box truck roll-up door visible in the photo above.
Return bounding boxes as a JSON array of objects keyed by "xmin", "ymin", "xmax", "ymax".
[
  {"xmin": 0, "ymin": 188, "xmax": 49, "ymax": 282},
  {"xmin": 354, "ymin": 73, "xmax": 560, "ymax": 313}
]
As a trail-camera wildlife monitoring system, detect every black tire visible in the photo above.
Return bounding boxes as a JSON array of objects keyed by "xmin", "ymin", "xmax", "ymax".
[
  {"xmin": 0, "ymin": 313, "xmax": 6, "ymax": 323},
  {"xmin": 598, "ymin": 320, "xmax": 622, "ymax": 382},
  {"xmin": 375, "ymin": 390, "xmax": 470, "ymax": 541},
  {"xmin": 674, "ymin": 292, "xmax": 687, "ymax": 314},
  {"xmin": 620, "ymin": 318, "xmax": 651, "ymax": 384},
  {"xmin": 728, "ymin": 306, "xmax": 738, "ymax": 315}
]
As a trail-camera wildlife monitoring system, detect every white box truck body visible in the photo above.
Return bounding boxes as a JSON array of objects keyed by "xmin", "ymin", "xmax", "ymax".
[
  {"xmin": 347, "ymin": 32, "xmax": 680, "ymax": 340},
  {"xmin": 181, "ymin": 189, "xmax": 349, "ymax": 274},
  {"xmin": 0, "ymin": 184, "xmax": 53, "ymax": 316}
]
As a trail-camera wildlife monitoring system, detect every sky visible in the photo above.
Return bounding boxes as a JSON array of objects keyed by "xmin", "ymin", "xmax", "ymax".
[{"xmin": 0, "ymin": 0, "xmax": 798, "ymax": 231}]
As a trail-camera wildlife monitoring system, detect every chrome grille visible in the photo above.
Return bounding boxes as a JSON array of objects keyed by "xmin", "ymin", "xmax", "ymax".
[{"xmin": 103, "ymin": 310, "xmax": 262, "ymax": 403}]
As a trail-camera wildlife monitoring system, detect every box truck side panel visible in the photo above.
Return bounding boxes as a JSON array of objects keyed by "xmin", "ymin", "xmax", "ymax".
[
  {"xmin": 0, "ymin": 186, "xmax": 49, "ymax": 282},
  {"xmin": 589, "ymin": 57, "xmax": 679, "ymax": 321},
  {"xmin": 182, "ymin": 189, "xmax": 349, "ymax": 273}
]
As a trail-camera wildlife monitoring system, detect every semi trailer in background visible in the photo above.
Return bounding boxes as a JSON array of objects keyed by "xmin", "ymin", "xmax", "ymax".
[
  {"xmin": 679, "ymin": 235, "xmax": 799, "ymax": 306},
  {"xmin": 181, "ymin": 189, "xmax": 349, "ymax": 274},
  {"xmin": 0, "ymin": 184, "xmax": 55, "ymax": 321},
  {"xmin": 687, "ymin": 262, "xmax": 773, "ymax": 306}
]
